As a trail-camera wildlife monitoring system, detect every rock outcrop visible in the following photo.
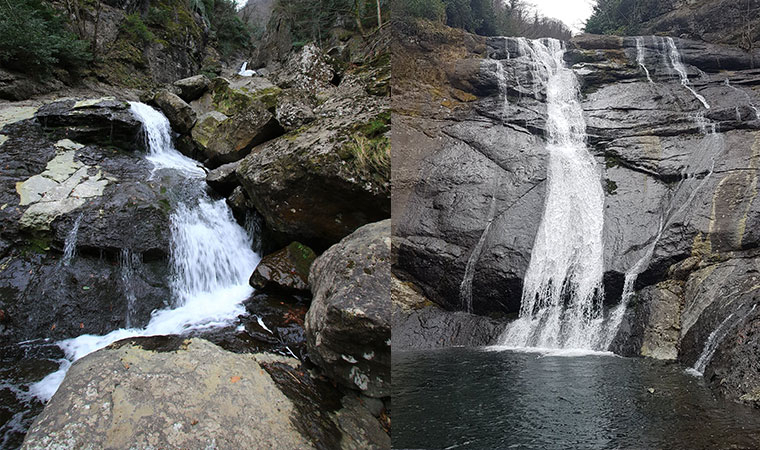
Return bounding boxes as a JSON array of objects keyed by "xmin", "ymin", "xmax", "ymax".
[
  {"xmin": 392, "ymin": 276, "xmax": 506, "ymax": 351},
  {"xmin": 236, "ymin": 43, "xmax": 391, "ymax": 249},
  {"xmin": 35, "ymin": 98, "xmax": 142, "ymax": 149},
  {"xmin": 0, "ymin": 100, "xmax": 172, "ymax": 342},
  {"xmin": 22, "ymin": 337, "xmax": 390, "ymax": 450},
  {"xmin": 306, "ymin": 220, "xmax": 391, "ymax": 398}
]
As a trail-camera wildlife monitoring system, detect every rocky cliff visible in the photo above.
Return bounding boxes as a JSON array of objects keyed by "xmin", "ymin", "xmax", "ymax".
[{"xmin": 393, "ymin": 18, "xmax": 760, "ymax": 407}]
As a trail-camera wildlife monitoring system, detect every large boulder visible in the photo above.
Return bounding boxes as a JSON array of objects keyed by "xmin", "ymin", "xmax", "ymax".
[
  {"xmin": 204, "ymin": 101, "xmax": 283, "ymax": 166},
  {"xmin": 189, "ymin": 76, "xmax": 281, "ymax": 117},
  {"xmin": 22, "ymin": 337, "xmax": 389, "ymax": 449},
  {"xmin": 191, "ymin": 110, "xmax": 228, "ymax": 153},
  {"xmin": 154, "ymin": 90, "xmax": 197, "ymax": 134},
  {"xmin": 305, "ymin": 220, "xmax": 391, "ymax": 398},
  {"xmin": 173, "ymin": 74, "xmax": 211, "ymax": 102},
  {"xmin": 34, "ymin": 98, "xmax": 142, "ymax": 149},
  {"xmin": 0, "ymin": 119, "xmax": 172, "ymax": 342},
  {"xmin": 236, "ymin": 71, "xmax": 390, "ymax": 249},
  {"xmin": 249, "ymin": 241, "xmax": 316, "ymax": 293}
]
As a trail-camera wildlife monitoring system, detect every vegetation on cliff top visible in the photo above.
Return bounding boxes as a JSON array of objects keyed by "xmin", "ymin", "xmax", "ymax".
[
  {"xmin": 583, "ymin": 0, "xmax": 675, "ymax": 35},
  {"xmin": 392, "ymin": 0, "xmax": 571, "ymax": 40},
  {"xmin": 0, "ymin": 0, "xmax": 91, "ymax": 75}
]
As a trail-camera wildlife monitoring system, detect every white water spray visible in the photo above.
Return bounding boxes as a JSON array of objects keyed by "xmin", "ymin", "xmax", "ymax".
[
  {"xmin": 636, "ymin": 38, "xmax": 654, "ymax": 84},
  {"xmin": 61, "ymin": 213, "xmax": 83, "ymax": 266},
  {"xmin": 29, "ymin": 103, "xmax": 260, "ymax": 402},
  {"xmin": 724, "ymin": 78, "xmax": 760, "ymax": 119},
  {"xmin": 500, "ymin": 39, "xmax": 606, "ymax": 350},
  {"xmin": 665, "ymin": 37, "xmax": 710, "ymax": 109},
  {"xmin": 687, "ymin": 305, "xmax": 756, "ymax": 376},
  {"xmin": 238, "ymin": 62, "xmax": 256, "ymax": 77}
]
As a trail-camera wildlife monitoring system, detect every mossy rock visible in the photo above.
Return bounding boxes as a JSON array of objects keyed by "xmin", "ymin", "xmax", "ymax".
[{"xmin": 249, "ymin": 242, "xmax": 317, "ymax": 293}]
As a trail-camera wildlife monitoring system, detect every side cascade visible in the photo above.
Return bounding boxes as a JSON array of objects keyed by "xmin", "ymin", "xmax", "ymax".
[
  {"xmin": 636, "ymin": 37, "xmax": 654, "ymax": 84},
  {"xmin": 28, "ymin": 103, "xmax": 261, "ymax": 401},
  {"xmin": 499, "ymin": 38, "xmax": 607, "ymax": 350},
  {"xmin": 663, "ymin": 37, "xmax": 710, "ymax": 109}
]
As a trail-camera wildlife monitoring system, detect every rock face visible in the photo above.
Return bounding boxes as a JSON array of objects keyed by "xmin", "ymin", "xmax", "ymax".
[
  {"xmin": 392, "ymin": 276, "xmax": 506, "ymax": 351},
  {"xmin": 306, "ymin": 220, "xmax": 391, "ymax": 398},
  {"xmin": 0, "ymin": 105, "xmax": 171, "ymax": 342},
  {"xmin": 154, "ymin": 90, "xmax": 197, "ymax": 134},
  {"xmin": 205, "ymin": 161, "xmax": 239, "ymax": 196},
  {"xmin": 35, "ymin": 98, "xmax": 142, "ymax": 149},
  {"xmin": 191, "ymin": 110, "xmax": 228, "ymax": 152},
  {"xmin": 22, "ymin": 337, "xmax": 389, "ymax": 450},
  {"xmin": 393, "ymin": 19, "xmax": 760, "ymax": 404},
  {"xmin": 249, "ymin": 241, "xmax": 316, "ymax": 293}
]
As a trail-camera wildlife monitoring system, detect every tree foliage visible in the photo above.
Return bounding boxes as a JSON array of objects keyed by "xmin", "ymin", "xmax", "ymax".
[
  {"xmin": 275, "ymin": 0, "xmax": 388, "ymax": 44},
  {"xmin": 584, "ymin": 0, "xmax": 675, "ymax": 35},
  {"xmin": 0, "ymin": 0, "xmax": 91, "ymax": 75},
  {"xmin": 393, "ymin": 0, "xmax": 571, "ymax": 40}
]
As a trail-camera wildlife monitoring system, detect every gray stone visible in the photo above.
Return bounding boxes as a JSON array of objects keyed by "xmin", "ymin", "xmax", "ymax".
[
  {"xmin": 205, "ymin": 161, "xmax": 239, "ymax": 196},
  {"xmin": 306, "ymin": 220, "xmax": 391, "ymax": 398},
  {"xmin": 22, "ymin": 338, "xmax": 387, "ymax": 449},
  {"xmin": 173, "ymin": 74, "xmax": 211, "ymax": 102},
  {"xmin": 154, "ymin": 90, "xmax": 197, "ymax": 134}
]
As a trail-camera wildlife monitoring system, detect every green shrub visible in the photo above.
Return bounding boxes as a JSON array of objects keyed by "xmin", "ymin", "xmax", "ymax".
[
  {"xmin": 584, "ymin": 0, "xmax": 674, "ymax": 35},
  {"xmin": 146, "ymin": 7, "xmax": 171, "ymax": 27},
  {"xmin": 0, "ymin": 0, "xmax": 91, "ymax": 75},
  {"xmin": 123, "ymin": 14, "xmax": 155, "ymax": 43},
  {"xmin": 393, "ymin": 0, "xmax": 447, "ymax": 23}
]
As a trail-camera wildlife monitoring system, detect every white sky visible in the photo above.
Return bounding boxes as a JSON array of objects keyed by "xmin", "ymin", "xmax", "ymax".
[{"xmin": 527, "ymin": 0, "xmax": 596, "ymax": 34}]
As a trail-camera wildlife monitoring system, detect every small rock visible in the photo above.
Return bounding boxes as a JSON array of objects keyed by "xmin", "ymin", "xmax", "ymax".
[
  {"xmin": 249, "ymin": 242, "xmax": 316, "ymax": 293},
  {"xmin": 206, "ymin": 161, "xmax": 239, "ymax": 196},
  {"xmin": 173, "ymin": 75, "xmax": 211, "ymax": 102}
]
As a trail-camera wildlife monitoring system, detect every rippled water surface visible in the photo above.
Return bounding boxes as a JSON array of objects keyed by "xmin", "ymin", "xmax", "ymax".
[{"xmin": 393, "ymin": 348, "xmax": 760, "ymax": 449}]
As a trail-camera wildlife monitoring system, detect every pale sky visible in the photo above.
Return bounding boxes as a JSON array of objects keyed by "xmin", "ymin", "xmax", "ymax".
[{"xmin": 527, "ymin": 0, "xmax": 596, "ymax": 34}]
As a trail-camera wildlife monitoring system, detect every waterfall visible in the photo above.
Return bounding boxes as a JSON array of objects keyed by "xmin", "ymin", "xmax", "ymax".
[
  {"xmin": 459, "ymin": 186, "xmax": 498, "ymax": 313},
  {"xmin": 500, "ymin": 39, "xmax": 606, "ymax": 350},
  {"xmin": 664, "ymin": 37, "xmax": 710, "ymax": 109},
  {"xmin": 60, "ymin": 213, "xmax": 83, "ymax": 266},
  {"xmin": 238, "ymin": 62, "xmax": 256, "ymax": 77},
  {"xmin": 687, "ymin": 305, "xmax": 756, "ymax": 376},
  {"xmin": 29, "ymin": 103, "xmax": 261, "ymax": 402},
  {"xmin": 724, "ymin": 78, "xmax": 760, "ymax": 119},
  {"xmin": 118, "ymin": 249, "xmax": 140, "ymax": 328},
  {"xmin": 636, "ymin": 37, "xmax": 654, "ymax": 84}
]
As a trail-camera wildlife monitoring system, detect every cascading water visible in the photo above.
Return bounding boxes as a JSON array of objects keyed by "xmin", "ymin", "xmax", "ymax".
[
  {"xmin": 636, "ymin": 37, "xmax": 654, "ymax": 84},
  {"xmin": 60, "ymin": 213, "xmax": 83, "ymax": 266},
  {"xmin": 664, "ymin": 37, "xmax": 710, "ymax": 109},
  {"xmin": 28, "ymin": 102, "xmax": 261, "ymax": 402},
  {"xmin": 499, "ymin": 39, "xmax": 606, "ymax": 350},
  {"xmin": 459, "ymin": 184, "xmax": 499, "ymax": 313},
  {"xmin": 686, "ymin": 305, "xmax": 757, "ymax": 377},
  {"xmin": 118, "ymin": 249, "xmax": 140, "ymax": 328}
]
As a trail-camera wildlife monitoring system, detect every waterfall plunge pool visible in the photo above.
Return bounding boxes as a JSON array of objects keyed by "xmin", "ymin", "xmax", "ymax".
[{"xmin": 393, "ymin": 348, "xmax": 760, "ymax": 449}]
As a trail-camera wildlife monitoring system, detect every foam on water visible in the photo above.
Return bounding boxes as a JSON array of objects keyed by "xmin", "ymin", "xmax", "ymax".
[{"xmin": 28, "ymin": 102, "xmax": 260, "ymax": 402}]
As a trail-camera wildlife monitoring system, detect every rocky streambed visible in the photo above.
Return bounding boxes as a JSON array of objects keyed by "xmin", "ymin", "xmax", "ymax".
[{"xmin": 0, "ymin": 31, "xmax": 390, "ymax": 449}]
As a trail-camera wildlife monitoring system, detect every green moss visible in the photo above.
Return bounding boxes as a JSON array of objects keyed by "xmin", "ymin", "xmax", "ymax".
[
  {"xmin": 122, "ymin": 14, "xmax": 155, "ymax": 43},
  {"xmin": 605, "ymin": 154, "xmax": 621, "ymax": 168},
  {"xmin": 605, "ymin": 179, "xmax": 618, "ymax": 195}
]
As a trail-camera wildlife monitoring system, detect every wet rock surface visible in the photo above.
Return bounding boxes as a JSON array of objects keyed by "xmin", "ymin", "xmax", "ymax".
[
  {"xmin": 392, "ymin": 276, "xmax": 506, "ymax": 351},
  {"xmin": 306, "ymin": 220, "xmax": 391, "ymax": 398},
  {"xmin": 154, "ymin": 90, "xmax": 197, "ymax": 135},
  {"xmin": 34, "ymin": 98, "xmax": 142, "ymax": 149},
  {"xmin": 249, "ymin": 241, "xmax": 316, "ymax": 293}
]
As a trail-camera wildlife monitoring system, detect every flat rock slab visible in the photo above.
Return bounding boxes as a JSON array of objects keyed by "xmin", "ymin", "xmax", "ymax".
[{"xmin": 23, "ymin": 338, "xmax": 314, "ymax": 450}]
